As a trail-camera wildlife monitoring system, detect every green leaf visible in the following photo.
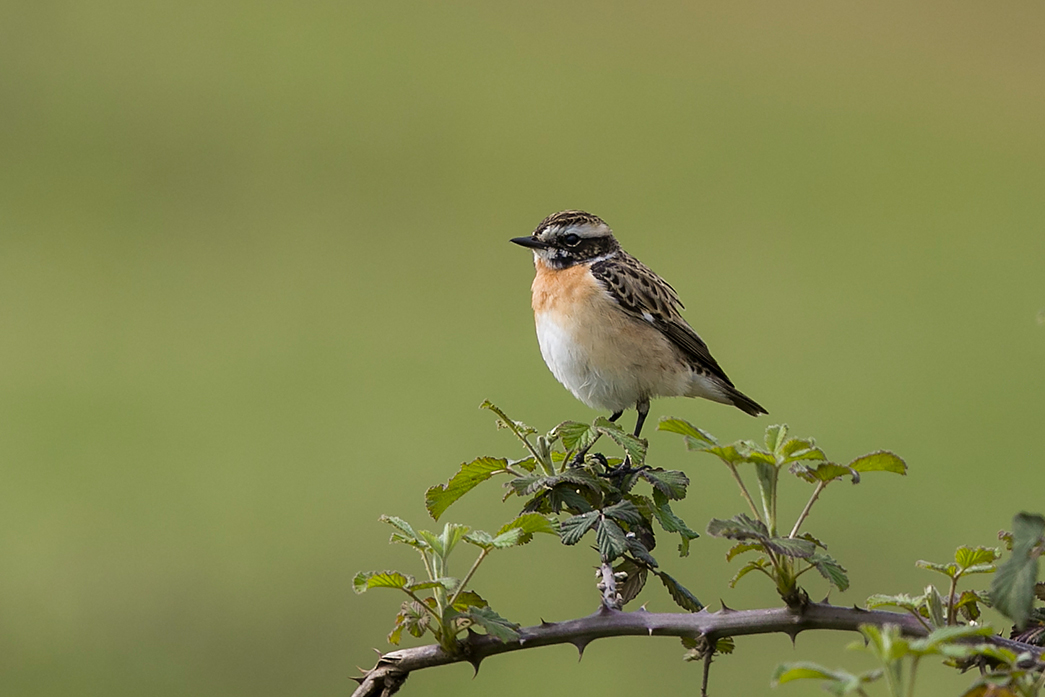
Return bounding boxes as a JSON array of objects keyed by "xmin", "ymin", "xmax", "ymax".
[
  {"xmin": 464, "ymin": 529, "xmax": 495, "ymax": 549},
  {"xmin": 380, "ymin": 515, "xmax": 427, "ymax": 549},
  {"xmin": 656, "ymin": 571, "xmax": 703, "ymax": 612},
  {"xmin": 753, "ymin": 461, "xmax": 777, "ymax": 526},
  {"xmin": 602, "ymin": 500, "xmax": 644, "ymax": 525},
  {"xmin": 764, "ymin": 424, "xmax": 788, "ymax": 454},
  {"xmin": 489, "ymin": 528, "xmax": 526, "ymax": 548},
  {"xmin": 772, "ymin": 662, "xmax": 866, "ymax": 692},
  {"xmin": 925, "ymin": 584, "xmax": 946, "ymax": 628},
  {"xmin": 626, "ymin": 536, "xmax": 659, "ymax": 567},
  {"xmin": 559, "ymin": 511, "xmax": 599, "ymax": 545},
  {"xmin": 954, "ymin": 590, "xmax": 987, "ymax": 621},
  {"xmin": 847, "ymin": 451, "xmax": 907, "ymax": 475},
  {"xmin": 436, "ymin": 523, "xmax": 470, "ymax": 559},
  {"xmin": 509, "ymin": 468, "xmax": 607, "ymax": 499},
  {"xmin": 916, "ymin": 559, "xmax": 959, "ymax": 579},
  {"xmin": 614, "ymin": 558, "xmax": 649, "ymax": 605},
  {"xmin": 596, "ymin": 518, "xmax": 629, "ymax": 561},
  {"xmin": 779, "ymin": 438, "xmax": 828, "ymax": 464},
  {"xmin": 955, "ymin": 546, "xmax": 1001, "ymax": 572},
  {"xmin": 789, "ymin": 462, "xmax": 856, "ymax": 484},
  {"xmin": 962, "ymin": 564, "xmax": 998, "ymax": 576},
  {"xmin": 650, "ymin": 490, "xmax": 700, "ymax": 556},
  {"xmin": 858, "ymin": 623, "xmax": 910, "ymax": 663},
  {"xmin": 462, "ymin": 605, "xmax": 520, "ymax": 642},
  {"xmin": 480, "ymin": 400, "xmax": 538, "ymax": 436},
  {"xmin": 809, "ymin": 552, "xmax": 849, "ymax": 591},
  {"xmin": 699, "ymin": 443, "xmax": 749, "ymax": 466},
  {"xmin": 706, "ymin": 513, "xmax": 769, "ymax": 541},
  {"xmin": 450, "ymin": 590, "xmax": 488, "ymax": 610},
  {"xmin": 391, "ymin": 599, "xmax": 432, "ymax": 644},
  {"xmin": 736, "ymin": 439, "xmax": 775, "ymax": 465},
  {"xmin": 522, "ymin": 486, "xmax": 594, "ymax": 514},
  {"xmin": 353, "ymin": 570, "xmax": 412, "ymax": 594},
  {"xmin": 495, "ymin": 513, "xmax": 559, "ymax": 545},
  {"xmin": 726, "ymin": 541, "xmax": 764, "ymax": 561},
  {"xmin": 714, "ymin": 637, "xmax": 735, "ymax": 654},
  {"xmin": 866, "ymin": 593, "xmax": 927, "ymax": 612},
  {"xmin": 991, "ymin": 512, "xmax": 1045, "ymax": 629},
  {"xmin": 730, "ymin": 558, "xmax": 771, "ymax": 588},
  {"xmin": 553, "ymin": 420, "xmax": 598, "ymax": 452},
  {"xmin": 425, "ymin": 457, "xmax": 513, "ymax": 520},
  {"xmin": 657, "ymin": 417, "xmax": 717, "ymax": 446},
  {"xmin": 594, "ymin": 417, "xmax": 647, "ymax": 464},
  {"xmin": 798, "ymin": 532, "xmax": 828, "ymax": 549},
  {"xmin": 639, "ymin": 468, "xmax": 689, "ymax": 500},
  {"xmin": 765, "ymin": 537, "xmax": 815, "ymax": 558},
  {"xmin": 508, "ymin": 456, "xmax": 537, "ymax": 473},
  {"xmin": 908, "ymin": 624, "xmax": 994, "ymax": 654},
  {"xmin": 406, "ymin": 578, "xmax": 457, "ymax": 592},
  {"xmin": 507, "ymin": 473, "xmax": 545, "ymax": 497}
]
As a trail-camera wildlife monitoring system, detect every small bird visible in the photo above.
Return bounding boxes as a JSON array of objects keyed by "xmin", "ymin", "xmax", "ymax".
[{"xmin": 511, "ymin": 210, "xmax": 766, "ymax": 438}]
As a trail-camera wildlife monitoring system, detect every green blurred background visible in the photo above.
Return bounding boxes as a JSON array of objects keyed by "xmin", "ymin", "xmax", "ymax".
[{"xmin": 1, "ymin": 2, "xmax": 1042, "ymax": 695}]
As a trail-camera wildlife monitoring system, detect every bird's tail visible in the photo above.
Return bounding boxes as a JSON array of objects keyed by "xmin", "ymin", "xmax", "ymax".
[{"xmin": 726, "ymin": 386, "xmax": 767, "ymax": 417}]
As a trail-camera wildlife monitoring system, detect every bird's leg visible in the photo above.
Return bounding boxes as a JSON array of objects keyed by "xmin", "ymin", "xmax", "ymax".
[
  {"xmin": 633, "ymin": 399, "xmax": 650, "ymax": 438},
  {"xmin": 568, "ymin": 411, "xmax": 623, "ymax": 467},
  {"xmin": 602, "ymin": 402, "xmax": 651, "ymax": 476}
]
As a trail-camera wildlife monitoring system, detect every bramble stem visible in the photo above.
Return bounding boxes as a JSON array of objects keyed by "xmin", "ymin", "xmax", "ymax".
[
  {"xmin": 447, "ymin": 548, "xmax": 489, "ymax": 609},
  {"xmin": 946, "ymin": 574, "xmax": 959, "ymax": 626},
  {"xmin": 727, "ymin": 464, "xmax": 763, "ymax": 523},
  {"xmin": 789, "ymin": 481, "xmax": 828, "ymax": 539},
  {"xmin": 402, "ymin": 589, "xmax": 442, "ymax": 621}
]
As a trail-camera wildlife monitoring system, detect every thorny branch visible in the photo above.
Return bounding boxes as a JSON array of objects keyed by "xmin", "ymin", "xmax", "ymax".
[{"xmin": 350, "ymin": 602, "xmax": 1043, "ymax": 697}]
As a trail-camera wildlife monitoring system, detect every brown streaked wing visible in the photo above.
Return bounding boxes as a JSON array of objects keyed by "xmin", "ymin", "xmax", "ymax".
[{"xmin": 590, "ymin": 254, "xmax": 735, "ymax": 386}]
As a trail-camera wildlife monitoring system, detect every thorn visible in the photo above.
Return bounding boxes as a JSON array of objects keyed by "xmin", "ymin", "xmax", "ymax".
[
  {"xmin": 785, "ymin": 628, "xmax": 799, "ymax": 647},
  {"xmin": 571, "ymin": 639, "xmax": 590, "ymax": 660},
  {"xmin": 648, "ymin": 627, "xmax": 654, "ymax": 636},
  {"xmin": 468, "ymin": 657, "xmax": 483, "ymax": 676},
  {"xmin": 351, "ymin": 676, "xmax": 366, "ymax": 685},
  {"xmin": 519, "ymin": 638, "xmax": 527, "ymax": 646},
  {"xmin": 853, "ymin": 604, "xmax": 868, "ymax": 612},
  {"xmin": 637, "ymin": 603, "xmax": 649, "ymax": 612},
  {"xmin": 597, "ymin": 603, "xmax": 615, "ymax": 615},
  {"xmin": 540, "ymin": 618, "xmax": 555, "ymax": 627},
  {"xmin": 371, "ymin": 647, "xmax": 384, "ymax": 656},
  {"xmin": 719, "ymin": 600, "xmax": 734, "ymax": 613},
  {"xmin": 820, "ymin": 592, "xmax": 831, "ymax": 604}
]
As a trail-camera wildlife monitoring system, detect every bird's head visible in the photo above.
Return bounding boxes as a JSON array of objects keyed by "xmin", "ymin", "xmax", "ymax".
[{"xmin": 511, "ymin": 210, "xmax": 621, "ymax": 269}]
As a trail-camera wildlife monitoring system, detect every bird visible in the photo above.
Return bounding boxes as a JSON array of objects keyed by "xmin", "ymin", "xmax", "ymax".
[{"xmin": 511, "ymin": 210, "xmax": 766, "ymax": 439}]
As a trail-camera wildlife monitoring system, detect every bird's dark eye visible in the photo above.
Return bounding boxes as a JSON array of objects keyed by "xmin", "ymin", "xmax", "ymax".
[{"xmin": 562, "ymin": 233, "xmax": 581, "ymax": 247}]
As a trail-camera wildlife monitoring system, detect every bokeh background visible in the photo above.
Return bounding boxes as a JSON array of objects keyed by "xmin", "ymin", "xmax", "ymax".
[{"xmin": 2, "ymin": 2, "xmax": 1043, "ymax": 695}]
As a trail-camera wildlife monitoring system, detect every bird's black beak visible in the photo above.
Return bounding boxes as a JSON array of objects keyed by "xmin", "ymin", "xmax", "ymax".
[{"xmin": 510, "ymin": 236, "xmax": 549, "ymax": 249}]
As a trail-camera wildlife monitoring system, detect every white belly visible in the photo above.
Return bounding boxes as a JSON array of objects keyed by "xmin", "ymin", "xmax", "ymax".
[{"xmin": 535, "ymin": 310, "xmax": 693, "ymax": 412}]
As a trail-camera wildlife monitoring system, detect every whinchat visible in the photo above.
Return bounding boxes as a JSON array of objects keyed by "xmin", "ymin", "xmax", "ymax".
[{"xmin": 512, "ymin": 210, "xmax": 766, "ymax": 438}]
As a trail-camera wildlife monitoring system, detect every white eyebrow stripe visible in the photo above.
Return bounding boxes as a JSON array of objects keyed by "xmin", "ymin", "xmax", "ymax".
[{"xmin": 586, "ymin": 252, "xmax": 616, "ymax": 264}]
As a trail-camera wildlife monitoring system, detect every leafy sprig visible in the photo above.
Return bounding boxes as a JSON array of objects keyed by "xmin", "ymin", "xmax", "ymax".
[
  {"xmin": 423, "ymin": 402, "xmax": 704, "ymax": 613},
  {"xmin": 353, "ymin": 514, "xmax": 556, "ymax": 652},
  {"xmin": 660, "ymin": 418, "xmax": 905, "ymax": 604}
]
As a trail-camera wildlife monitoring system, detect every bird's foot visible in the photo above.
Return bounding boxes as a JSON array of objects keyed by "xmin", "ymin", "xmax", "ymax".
[
  {"xmin": 597, "ymin": 457, "xmax": 650, "ymax": 480},
  {"xmin": 569, "ymin": 451, "xmax": 607, "ymax": 469}
]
